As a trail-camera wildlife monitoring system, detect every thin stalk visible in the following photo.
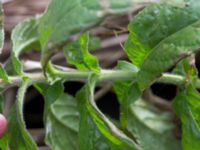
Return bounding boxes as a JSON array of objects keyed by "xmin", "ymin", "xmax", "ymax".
[{"xmin": 1, "ymin": 69, "xmax": 200, "ymax": 89}]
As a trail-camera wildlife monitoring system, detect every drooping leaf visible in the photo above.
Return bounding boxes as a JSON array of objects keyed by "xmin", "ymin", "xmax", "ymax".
[
  {"xmin": 7, "ymin": 80, "xmax": 38, "ymax": 150},
  {"xmin": 173, "ymin": 84, "xmax": 200, "ymax": 150},
  {"xmin": 127, "ymin": 99, "xmax": 181, "ymax": 150},
  {"xmin": 76, "ymin": 74, "xmax": 140, "ymax": 150},
  {"xmin": 11, "ymin": 17, "xmax": 40, "ymax": 75},
  {"xmin": 64, "ymin": 33, "xmax": 100, "ymax": 72},
  {"xmin": 39, "ymin": 0, "xmax": 137, "ymax": 67},
  {"xmin": 45, "ymin": 93, "xmax": 79, "ymax": 150},
  {"xmin": 0, "ymin": 2, "xmax": 4, "ymax": 53}
]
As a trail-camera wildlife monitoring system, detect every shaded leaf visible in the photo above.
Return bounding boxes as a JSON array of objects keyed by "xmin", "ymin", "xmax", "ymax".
[
  {"xmin": 43, "ymin": 81, "xmax": 64, "ymax": 121},
  {"xmin": 11, "ymin": 17, "xmax": 40, "ymax": 75},
  {"xmin": 7, "ymin": 80, "xmax": 37, "ymax": 150},
  {"xmin": 44, "ymin": 81, "xmax": 111, "ymax": 150},
  {"xmin": 113, "ymin": 61, "xmax": 138, "ymax": 103},
  {"xmin": 173, "ymin": 84, "xmax": 200, "ymax": 150},
  {"xmin": 45, "ymin": 93, "xmax": 79, "ymax": 150},
  {"xmin": 113, "ymin": 61, "xmax": 140, "ymax": 128},
  {"xmin": 127, "ymin": 99, "xmax": 181, "ymax": 150}
]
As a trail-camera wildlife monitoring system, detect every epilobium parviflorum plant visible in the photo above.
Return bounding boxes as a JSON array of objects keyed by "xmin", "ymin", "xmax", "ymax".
[{"xmin": 0, "ymin": 0, "xmax": 200, "ymax": 149}]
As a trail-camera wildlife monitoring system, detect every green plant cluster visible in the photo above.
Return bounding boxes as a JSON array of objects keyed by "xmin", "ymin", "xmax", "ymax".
[{"xmin": 0, "ymin": 0, "xmax": 200, "ymax": 150}]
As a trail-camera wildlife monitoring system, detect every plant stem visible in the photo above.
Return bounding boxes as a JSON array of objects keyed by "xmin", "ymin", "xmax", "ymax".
[{"xmin": 1, "ymin": 69, "xmax": 200, "ymax": 88}]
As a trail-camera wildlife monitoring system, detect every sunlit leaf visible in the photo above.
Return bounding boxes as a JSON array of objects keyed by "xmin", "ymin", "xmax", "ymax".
[
  {"xmin": 39, "ymin": 0, "xmax": 136, "ymax": 67},
  {"xmin": 76, "ymin": 75, "xmax": 140, "ymax": 150},
  {"xmin": 0, "ymin": 64, "xmax": 9, "ymax": 83},
  {"xmin": 64, "ymin": 33, "xmax": 100, "ymax": 72},
  {"xmin": 125, "ymin": 4, "xmax": 200, "ymax": 89},
  {"xmin": 125, "ymin": 4, "xmax": 200, "ymax": 67}
]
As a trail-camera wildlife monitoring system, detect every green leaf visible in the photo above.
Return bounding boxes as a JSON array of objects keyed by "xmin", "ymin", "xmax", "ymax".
[
  {"xmin": 127, "ymin": 99, "xmax": 181, "ymax": 150},
  {"xmin": 44, "ymin": 81, "xmax": 111, "ymax": 150},
  {"xmin": 0, "ymin": 64, "xmax": 10, "ymax": 83},
  {"xmin": 76, "ymin": 74, "xmax": 139, "ymax": 150},
  {"xmin": 45, "ymin": 93, "xmax": 79, "ymax": 150},
  {"xmin": 0, "ymin": 2, "xmax": 4, "ymax": 53},
  {"xmin": 172, "ymin": 57, "xmax": 198, "ymax": 82},
  {"xmin": 7, "ymin": 80, "xmax": 38, "ymax": 150},
  {"xmin": 172, "ymin": 59, "xmax": 191, "ymax": 76},
  {"xmin": 113, "ymin": 61, "xmax": 140, "ymax": 128},
  {"xmin": 11, "ymin": 16, "xmax": 40, "ymax": 75},
  {"xmin": 125, "ymin": 4, "xmax": 200, "ymax": 67},
  {"xmin": 0, "ymin": 134, "xmax": 9, "ymax": 150},
  {"xmin": 113, "ymin": 61, "xmax": 138, "ymax": 103},
  {"xmin": 0, "ymin": 96, "xmax": 7, "ymax": 150},
  {"xmin": 125, "ymin": 3, "xmax": 200, "ymax": 89},
  {"xmin": 137, "ymin": 20, "xmax": 200, "ymax": 89},
  {"xmin": 39, "ymin": 0, "xmax": 136, "ymax": 67},
  {"xmin": 43, "ymin": 81, "xmax": 64, "ymax": 121},
  {"xmin": 173, "ymin": 84, "xmax": 200, "ymax": 150},
  {"xmin": 64, "ymin": 33, "xmax": 100, "ymax": 72}
]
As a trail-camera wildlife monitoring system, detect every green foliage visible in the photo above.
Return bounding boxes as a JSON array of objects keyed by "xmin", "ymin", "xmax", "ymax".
[
  {"xmin": 39, "ymin": 0, "xmax": 135, "ymax": 68},
  {"xmin": 45, "ymin": 92, "xmax": 79, "ymax": 150},
  {"xmin": 0, "ymin": 64, "xmax": 9, "ymax": 83},
  {"xmin": 127, "ymin": 99, "xmax": 181, "ymax": 150},
  {"xmin": 64, "ymin": 33, "xmax": 100, "ymax": 72},
  {"xmin": 1, "ymin": 0, "xmax": 200, "ymax": 150},
  {"xmin": 173, "ymin": 84, "xmax": 200, "ymax": 150},
  {"xmin": 11, "ymin": 17, "xmax": 40, "ymax": 75},
  {"xmin": 76, "ymin": 75, "xmax": 139, "ymax": 150},
  {"xmin": 6, "ymin": 81, "xmax": 37, "ymax": 150}
]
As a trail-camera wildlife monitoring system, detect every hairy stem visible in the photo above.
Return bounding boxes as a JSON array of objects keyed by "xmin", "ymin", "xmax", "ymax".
[{"xmin": 1, "ymin": 69, "xmax": 200, "ymax": 89}]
